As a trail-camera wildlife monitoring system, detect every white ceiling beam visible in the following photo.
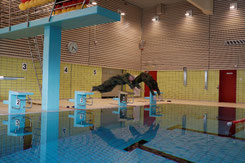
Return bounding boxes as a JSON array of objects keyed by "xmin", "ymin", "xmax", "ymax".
[{"xmin": 187, "ymin": 0, "xmax": 213, "ymax": 15}]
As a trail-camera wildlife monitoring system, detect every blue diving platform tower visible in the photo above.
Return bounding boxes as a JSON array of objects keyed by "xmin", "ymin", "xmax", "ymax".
[{"xmin": 0, "ymin": 6, "xmax": 120, "ymax": 111}]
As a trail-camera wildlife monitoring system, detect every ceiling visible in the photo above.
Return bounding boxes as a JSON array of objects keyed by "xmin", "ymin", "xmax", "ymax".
[{"xmin": 125, "ymin": 0, "xmax": 185, "ymax": 8}]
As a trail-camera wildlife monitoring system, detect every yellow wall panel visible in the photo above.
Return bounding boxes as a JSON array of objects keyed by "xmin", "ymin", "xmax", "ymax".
[
  {"xmin": 60, "ymin": 63, "xmax": 72, "ymax": 99},
  {"xmin": 0, "ymin": 56, "xmax": 102, "ymax": 100},
  {"xmin": 237, "ymin": 70, "xmax": 245, "ymax": 103},
  {"xmin": 158, "ymin": 70, "xmax": 219, "ymax": 101},
  {"xmin": 2, "ymin": 56, "xmax": 245, "ymax": 103},
  {"xmin": 71, "ymin": 64, "xmax": 102, "ymax": 99},
  {"xmin": 0, "ymin": 56, "xmax": 42, "ymax": 100}
]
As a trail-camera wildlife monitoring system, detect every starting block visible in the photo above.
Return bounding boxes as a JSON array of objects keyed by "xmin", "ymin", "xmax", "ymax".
[
  {"xmin": 113, "ymin": 91, "xmax": 134, "ymax": 107},
  {"xmin": 2, "ymin": 115, "xmax": 32, "ymax": 136},
  {"xmin": 3, "ymin": 91, "xmax": 34, "ymax": 114},
  {"xmin": 69, "ymin": 91, "xmax": 94, "ymax": 109},
  {"xmin": 144, "ymin": 105, "xmax": 163, "ymax": 117},
  {"xmin": 145, "ymin": 91, "xmax": 163, "ymax": 105},
  {"xmin": 69, "ymin": 110, "xmax": 94, "ymax": 127}
]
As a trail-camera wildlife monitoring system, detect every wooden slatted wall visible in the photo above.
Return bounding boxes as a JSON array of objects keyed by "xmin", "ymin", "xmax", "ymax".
[
  {"xmin": 210, "ymin": 0, "xmax": 245, "ymax": 69},
  {"xmin": 0, "ymin": 0, "xmax": 142, "ymax": 70},
  {"xmin": 142, "ymin": 0, "xmax": 245, "ymax": 70}
]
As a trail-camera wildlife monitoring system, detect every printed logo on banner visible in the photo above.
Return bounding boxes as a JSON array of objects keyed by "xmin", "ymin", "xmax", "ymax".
[{"xmin": 22, "ymin": 63, "xmax": 27, "ymax": 71}]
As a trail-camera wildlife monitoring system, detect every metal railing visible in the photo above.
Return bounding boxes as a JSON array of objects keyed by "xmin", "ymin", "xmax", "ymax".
[{"xmin": 0, "ymin": 0, "xmax": 90, "ymax": 29}]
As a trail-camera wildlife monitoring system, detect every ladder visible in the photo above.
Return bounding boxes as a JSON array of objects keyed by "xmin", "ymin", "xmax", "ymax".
[{"xmin": 27, "ymin": 36, "xmax": 43, "ymax": 96}]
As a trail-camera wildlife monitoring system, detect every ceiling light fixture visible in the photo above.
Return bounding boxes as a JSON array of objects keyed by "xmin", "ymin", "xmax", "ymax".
[
  {"xmin": 152, "ymin": 16, "xmax": 159, "ymax": 22},
  {"xmin": 117, "ymin": 9, "xmax": 126, "ymax": 16},
  {"xmin": 230, "ymin": 2, "xmax": 237, "ymax": 10},
  {"xmin": 120, "ymin": 12, "xmax": 125, "ymax": 16},
  {"xmin": 91, "ymin": 0, "xmax": 97, "ymax": 5},
  {"xmin": 185, "ymin": 10, "xmax": 192, "ymax": 16}
]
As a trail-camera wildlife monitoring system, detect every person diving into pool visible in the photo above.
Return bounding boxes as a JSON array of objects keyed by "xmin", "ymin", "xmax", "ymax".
[
  {"xmin": 91, "ymin": 73, "xmax": 135, "ymax": 93},
  {"xmin": 132, "ymin": 72, "xmax": 161, "ymax": 96}
]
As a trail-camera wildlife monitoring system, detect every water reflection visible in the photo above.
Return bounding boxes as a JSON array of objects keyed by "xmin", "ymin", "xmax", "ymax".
[
  {"xmin": 144, "ymin": 105, "xmax": 163, "ymax": 126},
  {"xmin": 112, "ymin": 107, "xmax": 134, "ymax": 121},
  {"xmin": 2, "ymin": 115, "xmax": 32, "ymax": 136},
  {"xmin": 144, "ymin": 105, "xmax": 163, "ymax": 117},
  {"xmin": 93, "ymin": 123, "xmax": 159, "ymax": 150},
  {"xmin": 40, "ymin": 112, "xmax": 59, "ymax": 163},
  {"xmin": 0, "ymin": 104, "xmax": 245, "ymax": 162},
  {"xmin": 218, "ymin": 107, "xmax": 236, "ymax": 136},
  {"xmin": 69, "ymin": 109, "xmax": 94, "ymax": 128}
]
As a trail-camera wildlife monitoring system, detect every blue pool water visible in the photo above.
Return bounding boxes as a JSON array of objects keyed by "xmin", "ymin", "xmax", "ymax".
[{"xmin": 0, "ymin": 104, "xmax": 245, "ymax": 163}]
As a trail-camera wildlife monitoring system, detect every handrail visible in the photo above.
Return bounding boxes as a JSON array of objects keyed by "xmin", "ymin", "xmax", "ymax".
[{"xmin": 8, "ymin": 0, "xmax": 12, "ymax": 31}]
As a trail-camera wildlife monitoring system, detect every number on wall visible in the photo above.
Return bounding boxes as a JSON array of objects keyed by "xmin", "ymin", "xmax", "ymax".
[
  {"xmin": 22, "ymin": 63, "xmax": 27, "ymax": 71},
  {"xmin": 64, "ymin": 67, "xmax": 68, "ymax": 73},
  {"xmin": 93, "ymin": 69, "xmax": 97, "ymax": 75}
]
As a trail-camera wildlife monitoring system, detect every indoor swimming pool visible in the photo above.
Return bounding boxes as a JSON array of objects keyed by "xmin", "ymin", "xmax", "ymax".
[{"xmin": 0, "ymin": 104, "xmax": 245, "ymax": 163}]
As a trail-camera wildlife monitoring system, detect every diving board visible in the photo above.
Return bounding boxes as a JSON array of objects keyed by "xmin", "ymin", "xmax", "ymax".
[
  {"xmin": 0, "ymin": 76, "xmax": 24, "ymax": 80},
  {"xmin": 0, "ymin": 6, "xmax": 120, "ymax": 111},
  {"xmin": 0, "ymin": 6, "xmax": 120, "ymax": 40}
]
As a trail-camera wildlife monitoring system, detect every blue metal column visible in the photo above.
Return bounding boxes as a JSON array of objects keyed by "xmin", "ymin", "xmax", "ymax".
[{"xmin": 42, "ymin": 25, "xmax": 61, "ymax": 110}]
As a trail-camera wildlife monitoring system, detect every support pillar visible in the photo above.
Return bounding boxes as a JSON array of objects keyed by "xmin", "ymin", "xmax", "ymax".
[{"xmin": 42, "ymin": 25, "xmax": 61, "ymax": 111}]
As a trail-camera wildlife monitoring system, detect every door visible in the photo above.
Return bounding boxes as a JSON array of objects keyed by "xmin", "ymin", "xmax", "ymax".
[
  {"xmin": 144, "ymin": 71, "xmax": 157, "ymax": 97},
  {"xmin": 219, "ymin": 70, "xmax": 237, "ymax": 103}
]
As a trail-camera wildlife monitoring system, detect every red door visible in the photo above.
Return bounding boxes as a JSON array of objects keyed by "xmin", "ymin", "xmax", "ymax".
[
  {"xmin": 144, "ymin": 71, "xmax": 157, "ymax": 97},
  {"xmin": 219, "ymin": 70, "xmax": 237, "ymax": 103}
]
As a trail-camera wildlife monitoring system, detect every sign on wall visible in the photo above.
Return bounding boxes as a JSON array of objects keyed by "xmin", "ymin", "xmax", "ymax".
[{"xmin": 93, "ymin": 69, "xmax": 97, "ymax": 75}]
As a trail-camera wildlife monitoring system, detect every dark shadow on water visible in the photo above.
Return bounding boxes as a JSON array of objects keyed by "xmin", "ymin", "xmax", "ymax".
[{"xmin": 92, "ymin": 123, "xmax": 159, "ymax": 150}]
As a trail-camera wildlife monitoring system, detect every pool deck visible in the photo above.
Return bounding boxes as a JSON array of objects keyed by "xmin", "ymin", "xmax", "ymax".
[{"xmin": 0, "ymin": 98, "xmax": 245, "ymax": 115}]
